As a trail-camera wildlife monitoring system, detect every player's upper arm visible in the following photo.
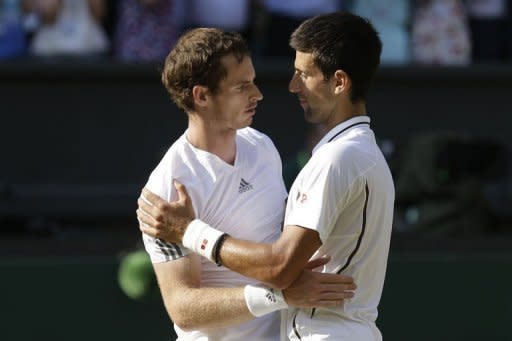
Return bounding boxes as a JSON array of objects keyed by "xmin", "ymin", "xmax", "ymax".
[{"xmin": 153, "ymin": 253, "xmax": 201, "ymax": 326}]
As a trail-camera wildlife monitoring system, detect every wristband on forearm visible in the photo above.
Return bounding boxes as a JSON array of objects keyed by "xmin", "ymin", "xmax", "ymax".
[
  {"xmin": 182, "ymin": 219, "xmax": 226, "ymax": 263},
  {"xmin": 244, "ymin": 284, "xmax": 288, "ymax": 317},
  {"xmin": 213, "ymin": 233, "xmax": 228, "ymax": 266}
]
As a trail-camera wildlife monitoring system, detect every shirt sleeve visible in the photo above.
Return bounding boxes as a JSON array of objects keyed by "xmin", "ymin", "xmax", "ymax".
[
  {"xmin": 284, "ymin": 149, "xmax": 363, "ymax": 243},
  {"xmin": 142, "ymin": 153, "xmax": 191, "ymax": 263}
]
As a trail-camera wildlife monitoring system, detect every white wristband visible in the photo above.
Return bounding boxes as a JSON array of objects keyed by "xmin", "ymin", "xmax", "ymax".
[
  {"xmin": 244, "ymin": 284, "xmax": 288, "ymax": 317},
  {"xmin": 182, "ymin": 219, "xmax": 224, "ymax": 262}
]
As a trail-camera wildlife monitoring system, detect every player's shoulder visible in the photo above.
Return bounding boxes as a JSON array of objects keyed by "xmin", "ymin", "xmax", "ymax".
[
  {"xmin": 237, "ymin": 127, "xmax": 276, "ymax": 148},
  {"xmin": 166, "ymin": 133, "xmax": 189, "ymax": 154},
  {"xmin": 164, "ymin": 131, "xmax": 208, "ymax": 159},
  {"xmin": 150, "ymin": 133, "xmax": 193, "ymax": 177},
  {"xmin": 237, "ymin": 126, "xmax": 271, "ymax": 142},
  {"xmin": 315, "ymin": 133, "xmax": 378, "ymax": 173}
]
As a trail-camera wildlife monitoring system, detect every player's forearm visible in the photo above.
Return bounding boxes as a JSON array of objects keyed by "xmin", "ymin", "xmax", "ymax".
[
  {"xmin": 219, "ymin": 237, "xmax": 298, "ymax": 289},
  {"xmin": 181, "ymin": 221, "xmax": 313, "ymax": 289},
  {"xmin": 165, "ymin": 287, "xmax": 253, "ymax": 331}
]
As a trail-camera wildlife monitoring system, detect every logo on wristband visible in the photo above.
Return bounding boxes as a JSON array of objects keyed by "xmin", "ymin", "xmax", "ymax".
[
  {"xmin": 200, "ymin": 238, "xmax": 208, "ymax": 250},
  {"xmin": 265, "ymin": 289, "xmax": 276, "ymax": 303}
]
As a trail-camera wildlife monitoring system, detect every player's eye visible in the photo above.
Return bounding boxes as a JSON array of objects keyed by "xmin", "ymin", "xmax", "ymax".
[{"xmin": 295, "ymin": 70, "xmax": 307, "ymax": 80}]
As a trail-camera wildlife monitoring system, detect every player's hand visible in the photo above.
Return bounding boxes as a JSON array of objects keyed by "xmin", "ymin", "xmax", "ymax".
[
  {"xmin": 137, "ymin": 181, "xmax": 196, "ymax": 243},
  {"xmin": 283, "ymin": 257, "xmax": 356, "ymax": 308}
]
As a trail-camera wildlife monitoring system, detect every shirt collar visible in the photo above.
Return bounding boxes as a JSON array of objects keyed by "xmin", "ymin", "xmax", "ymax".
[{"xmin": 312, "ymin": 115, "xmax": 371, "ymax": 155}]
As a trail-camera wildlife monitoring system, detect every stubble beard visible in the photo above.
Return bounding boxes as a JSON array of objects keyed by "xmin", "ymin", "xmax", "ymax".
[{"xmin": 303, "ymin": 106, "xmax": 319, "ymax": 124}]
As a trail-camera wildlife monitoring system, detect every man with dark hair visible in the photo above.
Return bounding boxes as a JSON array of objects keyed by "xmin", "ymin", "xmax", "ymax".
[{"xmin": 139, "ymin": 27, "xmax": 356, "ymax": 340}]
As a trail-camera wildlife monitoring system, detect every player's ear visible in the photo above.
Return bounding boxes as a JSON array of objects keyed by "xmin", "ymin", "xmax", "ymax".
[
  {"xmin": 192, "ymin": 85, "xmax": 209, "ymax": 108},
  {"xmin": 333, "ymin": 70, "xmax": 350, "ymax": 95}
]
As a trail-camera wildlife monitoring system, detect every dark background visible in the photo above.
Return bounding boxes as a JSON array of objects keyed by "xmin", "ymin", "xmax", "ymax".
[{"xmin": 2, "ymin": 60, "xmax": 512, "ymax": 222}]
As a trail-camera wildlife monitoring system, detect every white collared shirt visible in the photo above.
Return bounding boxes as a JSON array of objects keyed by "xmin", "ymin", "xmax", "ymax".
[
  {"xmin": 283, "ymin": 116, "xmax": 395, "ymax": 340},
  {"xmin": 143, "ymin": 127, "xmax": 287, "ymax": 341}
]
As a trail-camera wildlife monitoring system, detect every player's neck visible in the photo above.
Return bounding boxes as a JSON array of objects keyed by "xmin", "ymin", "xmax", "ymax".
[
  {"xmin": 325, "ymin": 100, "xmax": 367, "ymax": 131},
  {"xmin": 187, "ymin": 118, "xmax": 237, "ymax": 165}
]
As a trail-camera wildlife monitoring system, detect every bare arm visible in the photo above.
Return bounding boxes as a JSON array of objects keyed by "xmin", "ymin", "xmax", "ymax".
[
  {"xmin": 138, "ymin": 183, "xmax": 328, "ymax": 289},
  {"xmin": 154, "ymin": 253, "xmax": 253, "ymax": 331},
  {"xmin": 152, "ymin": 245, "xmax": 354, "ymax": 331},
  {"xmin": 217, "ymin": 226, "xmax": 322, "ymax": 289}
]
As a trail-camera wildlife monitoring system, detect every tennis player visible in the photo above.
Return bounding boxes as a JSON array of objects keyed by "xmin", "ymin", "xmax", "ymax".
[{"xmin": 139, "ymin": 12, "xmax": 394, "ymax": 340}]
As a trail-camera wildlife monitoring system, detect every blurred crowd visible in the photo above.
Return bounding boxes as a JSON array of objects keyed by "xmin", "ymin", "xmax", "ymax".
[{"xmin": 0, "ymin": 0, "xmax": 511, "ymax": 64}]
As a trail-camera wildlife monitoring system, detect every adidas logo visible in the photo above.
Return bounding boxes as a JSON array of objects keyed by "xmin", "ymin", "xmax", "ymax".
[
  {"xmin": 265, "ymin": 289, "xmax": 276, "ymax": 303},
  {"xmin": 238, "ymin": 178, "xmax": 253, "ymax": 193}
]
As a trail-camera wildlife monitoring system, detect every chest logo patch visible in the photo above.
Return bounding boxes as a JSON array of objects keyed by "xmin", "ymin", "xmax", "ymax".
[
  {"xmin": 238, "ymin": 178, "xmax": 253, "ymax": 193},
  {"xmin": 296, "ymin": 191, "xmax": 308, "ymax": 203}
]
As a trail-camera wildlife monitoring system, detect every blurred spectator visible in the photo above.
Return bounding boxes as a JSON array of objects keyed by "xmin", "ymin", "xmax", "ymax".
[
  {"xmin": 411, "ymin": 0, "xmax": 471, "ymax": 65},
  {"xmin": 467, "ymin": 0, "xmax": 512, "ymax": 62},
  {"xmin": 187, "ymin": 0, "xmax": 251, "ymax": 40},
  {"xmin": 258, "ymin": 0, "xmax": 343, "ymax": 57},
  {"xmin": 24, "ymin": 0, "xmax": 109, "ymax": 57},
  {"xmin": 113, "ymin": 0, "xmax": 185, "ymax": 62},
  {"xmin": 25, "ymin": 0, "xmax": 109, "ymax": 56},
  {"xmin": 0, "ymin": 0, "xmax": 27, "ymax": 59},
  {"xmin": 351, "ymin": 0, "xmax": 411, "ymax": 65}
]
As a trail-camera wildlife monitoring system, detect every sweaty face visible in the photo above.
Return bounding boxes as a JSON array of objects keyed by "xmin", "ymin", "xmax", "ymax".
[
  {"xmin": 288, "ymin": 51, "xmax": 337, "ymax": 126},
  {"xmin": 207, "ymin": 55, "xmax": 263, "ymax": 132}
]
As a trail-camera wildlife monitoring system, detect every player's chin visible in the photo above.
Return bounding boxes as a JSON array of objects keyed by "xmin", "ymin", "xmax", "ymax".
[
  {"xmin": 304, "ymin": 110, "xmax": 315, "ymax": 123},
  {"xmin": 244, "ymin": 112, "xmax": 255, "ymax": 122},
  {"xmin": 237, "ymin": 117, "xmax": 253, "ymax": 129}
]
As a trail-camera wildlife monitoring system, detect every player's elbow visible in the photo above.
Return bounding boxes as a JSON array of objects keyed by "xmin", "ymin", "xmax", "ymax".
[
  {"xmin": 263, "ymin": 249, "xmax": 297, "ymax": 289},
  {"xmin": 166, "ymin": 299, "xmax": 202, "ymax": 331},
  {"xmin": 172, "ymin": 318, "xmax": 196, "ymax": 332},
  {"xmin": 168, "ymin": 309, "xmax": 199, "ymax": 332}
]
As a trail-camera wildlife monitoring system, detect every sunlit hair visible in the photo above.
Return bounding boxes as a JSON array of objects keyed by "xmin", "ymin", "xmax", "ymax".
[{"xmin": 161, "ymin": 28, "xmax": 250, "ymax": 112}]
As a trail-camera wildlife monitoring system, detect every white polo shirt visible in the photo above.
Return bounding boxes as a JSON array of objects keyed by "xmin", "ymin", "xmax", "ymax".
[
  {"xmin": 143, "ymin": 127, "xmax": 287, "ymax": 341},
  {"xmin": 283, "ymin": 116, "xmax": 395, "ymax": 341}
]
